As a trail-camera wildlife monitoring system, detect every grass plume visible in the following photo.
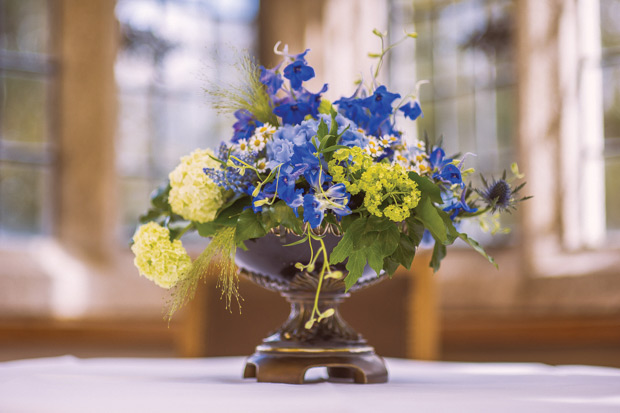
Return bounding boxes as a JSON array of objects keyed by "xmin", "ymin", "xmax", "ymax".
[
  {"xmin": 166, "ymin": 226, "xmax": 241, "ymax": 321},
  {"xmin": 204, "ymin": 52, "xmax": 278, "ymax": 126}
]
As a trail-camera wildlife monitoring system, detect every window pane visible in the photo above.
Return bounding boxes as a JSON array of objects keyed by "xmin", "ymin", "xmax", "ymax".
[
  {"xmin": 0, "ymin": 74, "xmax": 48, "ymax": 145},
  {"xmin": 601, "ymin": 0, "xmax": 620, "ymax": 49},
  {"xmin": 605, "ymin": 157, "xmax": 620, "ymax": 230},
  {"xmin": 0, "ymin": 162, "xmax": 49, "ymax": 236},
  {"xmin": 390, "ymin": 0, "xmax": 516, "ymax": 245},
  {"xmin": 0, "ymin": 0, "xmax": 49, "ymax": 54},
  {"xmin": 115, "ymin": 0, "xmax": 259, "ymax": 240}
]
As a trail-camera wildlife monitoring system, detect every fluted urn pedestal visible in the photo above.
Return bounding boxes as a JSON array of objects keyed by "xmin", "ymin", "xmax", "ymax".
[{"xmin": 235, "ymin": 231, "xmax": 388, "ymax": 384}]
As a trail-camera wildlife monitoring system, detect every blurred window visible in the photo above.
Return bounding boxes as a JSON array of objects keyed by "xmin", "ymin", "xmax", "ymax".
[
  {"xmin": 0, "ymin": 0, "xmax": 55, "ymax": 240},
  {"xmin": 389, "ymin": 0, "xmax": 516, "ymax": 245},
  {"xmin": 115, "ymin": 0, "xmax": 259, "ymax": 240},
  {"xmin": 601, "ymin": 0, "xmax": 620, "ymax": 239}
]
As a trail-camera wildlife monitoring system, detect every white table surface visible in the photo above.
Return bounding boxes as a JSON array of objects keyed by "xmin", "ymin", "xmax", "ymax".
[{"xmin": 1, "ymin": 356, "xmax": 619, "ymax": 413}]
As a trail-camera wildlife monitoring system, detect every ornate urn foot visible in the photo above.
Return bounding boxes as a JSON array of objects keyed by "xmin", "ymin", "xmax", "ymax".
[
  {"xmin": 243, "ymin": 349, "xmax": 388, "ymax": 384},
  {"xmin": 242, "ymin": 290, "xmax": 388, "ymax": 384}
]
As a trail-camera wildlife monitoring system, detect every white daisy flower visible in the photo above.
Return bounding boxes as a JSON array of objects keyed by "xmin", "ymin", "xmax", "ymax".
[
  {"xmin": 236, "ymin": 139, "xmax": 249, "ymax": 152},
  {"xmin": 365, "ymin": 144, "xmax": 384, "ymax": 158},
  {"xmin": 255, "ymin": 123, "xmax": 276, "ymax": 136},
  {"xmin": 249, "ymin": 134, "xmax": 266, "ymax": 152},
  {"xmin": 255, "ymin": 157, "xmax": 268, "ymax": 173}
]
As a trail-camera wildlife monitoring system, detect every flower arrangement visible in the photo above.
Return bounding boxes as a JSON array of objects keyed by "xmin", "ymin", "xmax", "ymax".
[{"xmin": 132, "ymin": 32, "xmax": 528, "ymax": 326}]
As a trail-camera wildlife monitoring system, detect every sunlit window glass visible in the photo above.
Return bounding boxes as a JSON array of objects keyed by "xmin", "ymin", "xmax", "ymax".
[
  {"xmin": 601, "ymin": 0, "xmax": 620, "ymax": 235},
  {"xmin": 390, "ymin": 0, "xmax": 516, "ymax": 244},
  {"xmin": 115, "ymin": 0, "xmax": 259, "ymax": 240},
  {"xmin": 0, "ymin": 0, "xmax": 54, "ymax": 239}
]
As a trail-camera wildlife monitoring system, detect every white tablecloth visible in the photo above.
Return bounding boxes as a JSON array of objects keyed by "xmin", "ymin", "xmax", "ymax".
[{"xmin": 1, "ymin": 356, "xmax": 619, "ymax": 412}]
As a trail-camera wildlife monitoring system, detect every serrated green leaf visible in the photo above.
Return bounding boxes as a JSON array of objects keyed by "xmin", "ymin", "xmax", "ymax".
[
  {"xmin": 408, "ymin": 172, "xmax": 442, "ymax": 204},
  {"xmin": 196, "ymin": 221, "xmax": 218, "ymax": 237},
  {"xmin": 405, "ymin": 217, "xmax": 425, "ymax": 245},
  {"xmin": 234, "ymin": 208, "xmax": 266, "ymax": 244},
  {"xmin": 353, "ymin": 229, "xmax": 379, "ymax": 249},
  {"xmin": 414, "ymin": 196, "xmax": 447, "ymax": 243},
  {"xmin": 429, "ymin": 239, "xmax": 446, "ymax": 272},
  {"xmin": 366, "ymin": 215, "xmax": 394, "ymax": 232},
  {"xmin": 391, "ymin": 233, "xmax": 417, "ymax": 269},
  {"xmin": 383, "ymin": 256, "xmax": 400, "ymax": 277},
  {"xmin": 344, "ymin": 250, "xmax": 366, "ymax": 291},
  {"xmin": 374, "ymin": 223, "xmax": 400, "ymax": 256},
  {"xmin": 330, "ymin": 216, "xmax": 367, "ymax": 264},
  {"xmin": 366, "ymin": 245, "xmax": 384, "ymax": 276}
]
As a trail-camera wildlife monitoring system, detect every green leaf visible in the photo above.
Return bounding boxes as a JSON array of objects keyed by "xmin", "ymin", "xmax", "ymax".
[
  {"xmin": 260, "ymin": 200, "xmax": 303, "ymax": 234},
  {"xmin": 436, "ymin": 208, "xmax": 459, "ymax": 244},
  {"xmin": 365, "ymin": 215, "xmax": 394, "ymax": 232},
  {"xmin": 329, "ymin": 108, "xmax": 339, "ymax": 136},
  {"xmin": 344, "ymin": 250, "xmax": 366, "ymax": 291},
  {"xmin": 196, "ymin": 221, "xmax": 218, "ymax": 237},
  {"xmin": 317, "ymin": 118, "xmax": 329, "ymax": 140},
  {"xmin": 383, "ymin": 256, "xmax": 400, "ymax": 277},
  {"xmin": 408, "ymin": 172, "xmax": 442, "ymax": 204},
  {"xmin": 405, "ymin": 217, "xmax": 425, "ymax": 245},
  {"xmin": 321, "ymin": 144, "xmax": 349, "ymax": 154},
  {"xmin": 330, "ymin": 216, "xmax": 367, "ymax": 264},
  {"xmin": 374, "ymin": 223, "xmax": 400, "ymax": 256},
  {"xmin": 414, "ymin": 196, "xmax": 447, "ymax": 243},
  {"xmin": 234, "ymin": 209, "xmax": 267, "ymax": 244},
  {"xmin": 391, "ymin": 233, "xmax": 417, "ymax": 269},
  {"xmin": 458, "ymin": 233, "xmax": 498, "ymax": 268},
  {"xmin": 365, "ymin": 245, "xmax": 384, "ymax": 276},
  {"xmin": 429, "ymin": 239, "xmax": 447, "ymax": 272},
  {"xmin": 353, "ymin": 229, "xmax": 378, "ymax": 250},
  {"xmin": 150, "ymin": 182, "xmax": 171, "ymax": 210}
]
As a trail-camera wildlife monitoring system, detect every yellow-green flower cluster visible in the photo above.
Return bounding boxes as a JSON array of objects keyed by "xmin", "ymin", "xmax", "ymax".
[
  {"xmin": 328, "ymin": 147, "xmax": 374, "ymax": 194},
  {"xmin": 131, "ymin": 222, "xmax": 192, "ymax": 289},
  {"xmin": 359, "ymin": 163, "xmax": 421, "ymax": 222},
  {"xmin": 169, "ymin": 148, "xmax": 224, "ymax": 223}
]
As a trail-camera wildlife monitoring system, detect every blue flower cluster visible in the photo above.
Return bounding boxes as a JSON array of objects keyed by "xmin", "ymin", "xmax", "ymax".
[{"xmin": 204, "ymin": 47, "xmax": 484, "ymax": 230}]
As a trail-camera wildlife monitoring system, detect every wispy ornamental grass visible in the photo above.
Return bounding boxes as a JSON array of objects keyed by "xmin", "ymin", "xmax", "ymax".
[
  {"xmin": 166, "ymin": 226, "xmax": 241, "ymax": 321},
  {"xmin": 205, "ymin": 53, "xmax": 278, "ymax": 126}
]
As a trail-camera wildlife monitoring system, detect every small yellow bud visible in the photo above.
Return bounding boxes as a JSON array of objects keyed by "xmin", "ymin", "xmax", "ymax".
[{"xmin": 319, "ymin": 308, "xmax": 335, "ymax": 321}]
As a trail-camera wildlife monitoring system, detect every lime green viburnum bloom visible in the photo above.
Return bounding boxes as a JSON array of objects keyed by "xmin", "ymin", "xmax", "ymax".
[
  {"xmin": 168, "ymin": 148, "xmax": 224, "ymax": 223},
  {"xmin": 131, "ymin": 222, "xmax": 192, "ymax": 289}
]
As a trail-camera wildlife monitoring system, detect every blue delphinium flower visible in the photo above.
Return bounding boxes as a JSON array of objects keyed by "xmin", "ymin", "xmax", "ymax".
[
  {"xmin": 232, "ymin": 110, "xmax": 262, "ymax": 143},
  {"xmin": 303, "ymin": 183, "xmax": 352, "ymax": 228},
  {"xmin": 436, "ymin": 164, "xmax": 463, "ymax": 186},
  {"xmin": 273, "ymin": 101, "xmax": 312, "ymax": 125},
  {"xmin": 297, "ymin": 84, "xmax": 328, "ymax": 118},
  {"xmin": 260, "ymin": 65, "xmax": 284, "ymax": 97},
  {"xmin": 443, "ymin": 190, "xmax": 477, "ymax": 219},
  {"xmin": 362, "ymin": 86, "xmax": 400, "ymax": 116},
  {"xmin": 283, "ymin": 51, "xmax": 315, "ymax": 90},
  {"xmin": 400, "ymin": 101, "xmax": 423, "ymax": 121},
  {"xmin": 334, "ymin": 94, "xmax": 370, "ymax": 130}
]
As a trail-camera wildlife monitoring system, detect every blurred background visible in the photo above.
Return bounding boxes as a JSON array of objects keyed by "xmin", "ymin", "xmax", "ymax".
[{"xmin": 1, "ymin": 0, "xmax": 619, "ymax": 366}]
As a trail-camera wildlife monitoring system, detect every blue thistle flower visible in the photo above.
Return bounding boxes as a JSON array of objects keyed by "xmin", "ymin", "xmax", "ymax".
[{"xmin": 477, "ymin": 171, "xmax": 530, "ymax": 213}]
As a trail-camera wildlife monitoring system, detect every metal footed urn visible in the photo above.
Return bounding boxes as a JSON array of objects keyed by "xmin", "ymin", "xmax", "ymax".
[{"xmin": 235, "ymin": 229, "xmax": 388, "ymax": 384}]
